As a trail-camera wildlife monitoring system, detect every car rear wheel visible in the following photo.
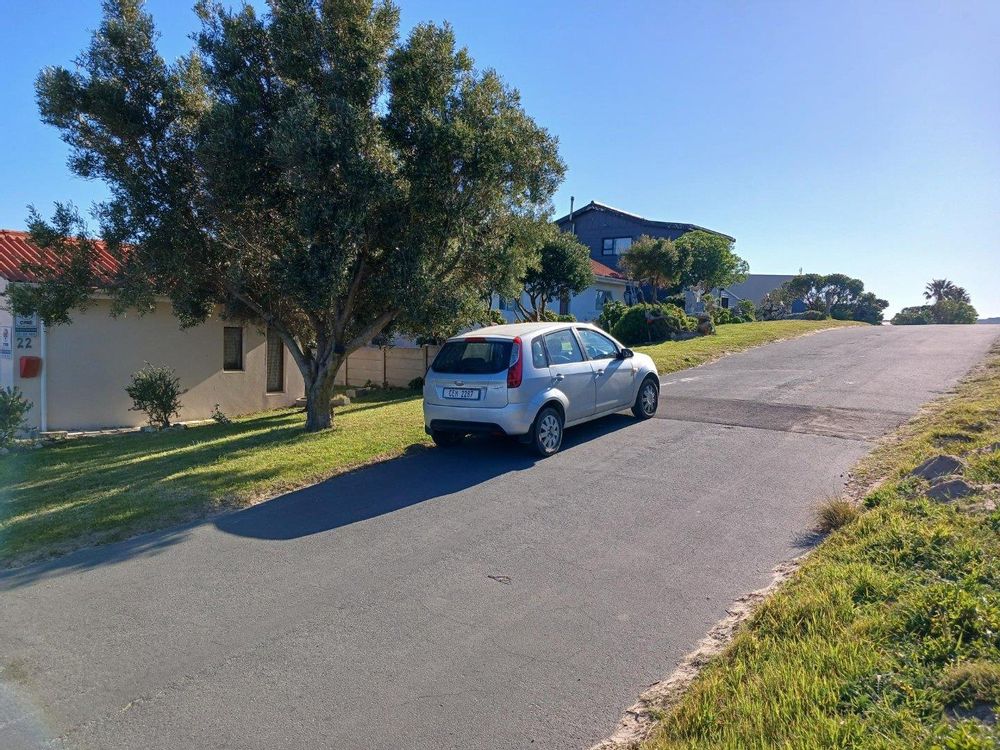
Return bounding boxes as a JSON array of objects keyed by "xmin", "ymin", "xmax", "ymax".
[
  {"xmin": 431, "ymin": 430, "xmax": 464, "ymax": 448},
  {"xmin": 632, "ymin": 377, "xmax": 659, "ymax": 419},
  {"xmin": 531, "ymin": 406, "xmax": 564, "ymax": 457}
]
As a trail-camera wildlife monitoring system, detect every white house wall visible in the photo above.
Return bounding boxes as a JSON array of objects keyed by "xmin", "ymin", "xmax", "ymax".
[
  {"xmin": 12, "ymin": 298, "xmax": 304, "ymax": 431},
  {"xmin": 494, "ymin": 279, "xmax": 627, "ymax": 324}
]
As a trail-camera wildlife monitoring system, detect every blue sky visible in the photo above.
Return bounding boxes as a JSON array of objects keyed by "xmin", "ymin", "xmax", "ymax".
[{"xmin": 1, "ymin": 0, "xmax": 997, "ymax": 317}]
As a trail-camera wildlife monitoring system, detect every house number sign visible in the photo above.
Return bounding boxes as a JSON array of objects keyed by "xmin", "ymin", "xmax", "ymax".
[{"xmin": 14, "ymin": 313, "xmax": 38, "ymax": 351}]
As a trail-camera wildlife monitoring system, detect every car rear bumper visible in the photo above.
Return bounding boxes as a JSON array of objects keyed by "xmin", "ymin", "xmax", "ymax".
[{"xmin": 423, "ymin": 401, "xmax": 536, "ymax": 436}]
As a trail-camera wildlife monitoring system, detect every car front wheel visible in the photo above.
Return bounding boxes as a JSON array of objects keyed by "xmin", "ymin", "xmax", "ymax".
[
  {"xmin": 531, "ymin": 406, "xmax": 564, "ymax": 457},
  {"xmin": 632, "ymin": 377, "xmax": 659, "ymax": 419}
]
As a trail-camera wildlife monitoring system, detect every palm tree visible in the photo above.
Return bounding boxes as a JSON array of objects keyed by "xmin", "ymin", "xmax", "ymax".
[
  {"xmin": 924, "ymin": 278, "xmax": 956, "ymax": 303},
  {"xmin": 943, "ymin": 285, "xmax": 971, "ymax": 303}
]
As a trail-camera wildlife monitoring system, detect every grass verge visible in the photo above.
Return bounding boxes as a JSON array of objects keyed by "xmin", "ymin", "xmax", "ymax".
[
  {"xmin": 1, "ymin": 320, "xmax": 862, "ymax": 566},
  {"xmin": 641, "ymin": 345, "xmax": 1000, "ymax": 750},
  {"xmin": 0, "ymin": 389, "xmax": 427, "ymax": 566},
  {"xmin": 636, "ymin": 319, "xmax": 861, "ymax": 374}
]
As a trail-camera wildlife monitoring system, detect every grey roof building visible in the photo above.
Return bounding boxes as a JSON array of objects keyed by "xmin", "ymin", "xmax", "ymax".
[{"xmin": 554, "ymin": 201, "xmax": 734, "ymax": 272}]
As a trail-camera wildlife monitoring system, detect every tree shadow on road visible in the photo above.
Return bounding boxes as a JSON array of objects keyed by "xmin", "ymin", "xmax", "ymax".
[
  {"xmin": 0, "ymin": 414, "xmax": 639, "ymax": 589},
  {"xmin": 213, "ymin": 414, "xmax": 638, "ymax": 541}
]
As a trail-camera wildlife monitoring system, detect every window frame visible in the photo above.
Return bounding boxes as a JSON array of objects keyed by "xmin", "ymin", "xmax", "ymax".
[
  {"xmin": 265, "ymin": 327, "xmax": 285, "ymax": 393},
  {"xmin": 602, "ymin": 236, "xmax": 633, "ymax": 256},
  {"xmin": 223, "ymin": 326, "xmax": 245, "ymax": 372},
  {"xmin": 594, "ymin": 289, "xmax": 613, "ymax": 310}
]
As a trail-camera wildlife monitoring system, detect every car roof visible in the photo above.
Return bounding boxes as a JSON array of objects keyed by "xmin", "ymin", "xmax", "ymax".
[{"xmin": 451, "ymin": 321, "xmax": 600, "ymax": 340}]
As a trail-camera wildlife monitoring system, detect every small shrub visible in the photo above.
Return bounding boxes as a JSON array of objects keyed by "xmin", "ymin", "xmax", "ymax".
[
  {"xmin": 611, "ymin": 303, "xmax": 696, "ymax": 346},
  {"xmin": 408, "ymin": 376, "xmax": 425, "ymax": 390},
  {"xmin": 125, "ymin": 363, "xmax": 185, "ymax": 428},
  {"xmin": 736, "ymin": 299, "xmax": 756, "ymax": 322},
  {"xmin": 800, "ymin": 310, "xmax": 828, "ymax": 321},
  {"xmin": 210, "ymin": 403, "xmax": 231, "ymax": 425},
  {"xmin": 892, "ymin": 305, "xmax": 935, "ymax": 325},
  {"xmin": 712, "ymin": 307, "xmax": 738, "ymax": 325},
  {"xmin": 597, "ymin": 299, "xmax": 628, "ymax": 332},
  {"xmin": 0, "ymin": 386, "xmax": 33, "ymax": 447},
  {"xmin": 537, "ymin": 309, "xmax": 576, "ymax": 323},
  {"xmin": 933, "ymin": 299, "xmax": 978, "ymax": 325},
  {"xmin": 816, "ymin": 498, "xmax": 860, "ymax": 533}
]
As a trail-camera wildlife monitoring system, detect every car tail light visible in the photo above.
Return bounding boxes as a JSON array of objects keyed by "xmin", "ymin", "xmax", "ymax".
[{"xmin": 507, "ymin": 336, "xmax": 523, "ymax": 388}]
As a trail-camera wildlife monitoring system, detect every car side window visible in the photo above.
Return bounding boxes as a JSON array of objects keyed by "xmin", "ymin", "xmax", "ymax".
[
  {"xmin": 543, "ymin": 329, "xmax": 585, "ymax": 365},
  {"xmin": 530, "ymin": 337, "xmax": 548, "ymax": 368},
  {"xmin": 577, "ymin": 328, "xmax": 619, "ymax": 360}
]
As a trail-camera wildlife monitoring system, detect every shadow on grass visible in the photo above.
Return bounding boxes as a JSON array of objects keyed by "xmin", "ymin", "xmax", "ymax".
[{"xmin": 0, "ymin": 413, "xmax": 639, "ymax": 589}]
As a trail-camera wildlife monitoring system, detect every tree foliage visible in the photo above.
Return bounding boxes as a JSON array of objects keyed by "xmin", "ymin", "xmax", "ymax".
[
  {"xmin": 518, "ymin": 228, "xmax": 593, "ymax": 320},
  {"xmin": 894, "ymin": 280, "xmax": 978, "ymax": 325},
  {"xmin": 924, "ymin": 279, "xmax": 970, "ymax": 304},
  {"xmin": 675, "ymin": 231, "xmax": 748, "ymax": 294},
  {"xmin": 776, "ymin": 273, "xmax": 887, "ymax": 323},
  {"xmin": 618, "ymin": 235, "xmax": 686, "ymax": 302},
  {"xmin": 17, "ymin": 0, "xmax": 564, "ymax": 430}
]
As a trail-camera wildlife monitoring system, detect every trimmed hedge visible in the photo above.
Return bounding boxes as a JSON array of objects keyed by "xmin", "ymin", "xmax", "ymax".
[{"xmin": 611, "ymin": 303, "xmax": 697, "ymax": 346}]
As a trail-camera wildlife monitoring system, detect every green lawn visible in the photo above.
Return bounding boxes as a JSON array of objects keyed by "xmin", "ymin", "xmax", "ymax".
[
  {"xmin": 642, "ymin": 345, "xmax": 1000, "ymax": 750},
  {"xmin": 0, "ymin": 389, "xmax": 428, "ymax": 565},
  {"xmin": 1, "ymin": 320, "xmax": 861, "ymax": 566},
  {"xmin": 637, "ymin": 318, "xmax": 861, "ymax": 373}
]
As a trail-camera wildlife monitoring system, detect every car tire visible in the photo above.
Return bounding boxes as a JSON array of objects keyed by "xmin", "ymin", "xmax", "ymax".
[
  {"xmin": 531, "ymin": 406, "xmax": 564, "ymax": 457},
  {"xmin": 632, "ymin": 376, "xmax": 659, "ymax": 419},
  {"xmin": 431, "ymin": 430, "xmax": 464, "ymax": 448}
]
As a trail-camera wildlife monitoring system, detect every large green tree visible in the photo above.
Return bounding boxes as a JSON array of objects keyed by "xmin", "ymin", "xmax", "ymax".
[
  {"xmin": 778, "ymin": 273, "xmax": 866, "ymax": 317},
  {"xmin": 518, "ymin": 228, "xmax": 593, "ymax": 321},
  {"xmin": 618, "ymin": 234, "xmax": 687, "ymax": 303},
  {"xmin": 12, "ymin": 0, "xmax": 563, "ymax": 430},
  {"xmin": 675, "ymin": 230, "xmax": 748, "ymax": 295}
]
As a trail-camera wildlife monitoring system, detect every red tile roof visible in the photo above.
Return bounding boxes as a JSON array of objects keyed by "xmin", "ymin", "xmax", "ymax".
[
  {"xmin": 590, "ymin": 258, "xmax": 625, "ymax": 280},
  {"xmin": 0, "ymin": 230, "xmax": 121, "ymax": 284}
]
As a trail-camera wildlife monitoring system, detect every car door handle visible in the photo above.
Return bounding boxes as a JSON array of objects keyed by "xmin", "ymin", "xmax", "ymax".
[{"xmin": 553, "ymin": 373, "xmax": 565, "ymax": 381}]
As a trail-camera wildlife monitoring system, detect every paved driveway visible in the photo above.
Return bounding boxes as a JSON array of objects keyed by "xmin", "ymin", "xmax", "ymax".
[{"xmin": 1, "ymin": 325, "xmax": 997, "ymax": 750}]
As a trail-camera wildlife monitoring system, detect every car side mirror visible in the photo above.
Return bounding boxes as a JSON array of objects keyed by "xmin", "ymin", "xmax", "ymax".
[{"xmin": 618, "ymin": 348, "xmax": 634, "ymax": 359}]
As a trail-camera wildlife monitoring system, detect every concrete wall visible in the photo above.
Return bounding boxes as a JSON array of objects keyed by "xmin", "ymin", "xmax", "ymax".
[
  {"xmin": 334, "ymin": 345, "xmax": 440, "ymax": 388},
  {"xmin": 12, "ymin": 298, "xmax": 304, "ymax": 431}
]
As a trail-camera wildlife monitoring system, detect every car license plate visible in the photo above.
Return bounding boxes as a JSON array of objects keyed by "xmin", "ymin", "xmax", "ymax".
[{"xmin": 443, "ymin": 387, "xmax": 480, "ymax": 400}]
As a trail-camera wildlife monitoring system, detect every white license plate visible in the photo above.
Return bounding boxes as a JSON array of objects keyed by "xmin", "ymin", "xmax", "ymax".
[{"xmin": 443, "ymin": 387, "xmax": 480, "ymax": 400}]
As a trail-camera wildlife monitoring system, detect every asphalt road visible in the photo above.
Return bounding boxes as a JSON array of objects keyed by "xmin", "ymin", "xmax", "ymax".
[{"xmin": 2, "ymin": 325, "xmax": 997, "ymax": 750}]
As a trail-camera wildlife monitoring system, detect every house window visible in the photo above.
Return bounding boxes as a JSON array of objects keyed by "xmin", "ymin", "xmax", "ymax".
[
  {"xmin": 266, "ymin": 328, "xmax": 284, "ymax": 392},
  {"xmin": 721, "ymin": 296, "xmax": 730, "ymax": 309},
  {"xmin": 595, "ymin": 289, "xmax": 613, "ymax": 309},
  {"xmin": 223, "ymin": 326, "xmax": 244, "ymax": 371},
  {"xmin": 602, "ymin": 237, "xmax": 633, "ymax": 256}
]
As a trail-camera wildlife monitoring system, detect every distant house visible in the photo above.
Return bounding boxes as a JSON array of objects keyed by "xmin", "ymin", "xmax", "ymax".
[
  {"xmin": 554, "ymin": 200, "xmax": 733, "ymax": 271},
  {"xmin": 0, "ymin": 230, "xmax": 303, "ymax": 432},
  {"xmin": 552, "ymin": 200, "xmax": 735, "ymax": 311},
  {"xmin": 494, "ymin": 258, "xmax": 628, "ymax": 323},
  {"xmin": 684, "ymin": 273, "xmax": 806, "ymax": 315}
]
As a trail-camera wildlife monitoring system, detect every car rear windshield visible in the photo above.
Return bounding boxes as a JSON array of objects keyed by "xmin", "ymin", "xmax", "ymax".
[{"xmin": 431, "ymin": 340, "xmax": 513, "ymax": 375}]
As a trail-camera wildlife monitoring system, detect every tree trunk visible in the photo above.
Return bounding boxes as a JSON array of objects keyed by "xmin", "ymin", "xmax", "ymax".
[{"xmin": 302, "ymin": 358, "xmax": 342, "ymax": 432}]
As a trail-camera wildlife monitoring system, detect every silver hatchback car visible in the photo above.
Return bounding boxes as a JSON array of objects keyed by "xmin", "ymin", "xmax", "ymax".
[{"xmin": 423, "ymin": 322, "xmax": 660, "ymax": 456}]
